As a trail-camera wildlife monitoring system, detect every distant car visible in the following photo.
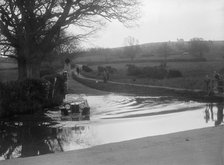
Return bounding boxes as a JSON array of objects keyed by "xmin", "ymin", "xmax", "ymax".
[{"xmin": 182, "ymin": 52, "xmax": 189, "ymax": 55}]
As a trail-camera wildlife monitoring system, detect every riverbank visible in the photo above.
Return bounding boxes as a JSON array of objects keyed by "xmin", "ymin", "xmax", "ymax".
[
  {"xmin": 72, "ymin": 72, "xmax": 224, "ymax": 102},
  {"xmin": 67, "ymin": 76, "xmax": 109, "ymax": 95},
  {"xmin": 2, "ymin": 125, "xmax": 223, "ymax": 165}
]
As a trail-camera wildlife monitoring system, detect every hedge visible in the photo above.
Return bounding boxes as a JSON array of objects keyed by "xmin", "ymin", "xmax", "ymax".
[
  {"xmin": 0, "ymin": 74, "xmax": 67, "ymax": 118},
  {"xmin": 126, "ymin": 64, "xmax": 182, "ymax": 79}
]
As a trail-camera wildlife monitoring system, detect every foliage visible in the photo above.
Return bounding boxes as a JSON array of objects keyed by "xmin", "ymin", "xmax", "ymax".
[
  {"xmin": 97, "ymin": 65, "xmax": 117, "ymax": 75},
  {"xmin": 126, "ymin": 64, "xmax": 182, "ymax": 79},
  {"xmin": 40, "ymin": 60, "xmax": 64, "ymax": 77},
  {"xmin": 142, "ymin": 67, "xmax": 168, "ymax": 79},
  {"xmin": 126, "ymin": 64, "xmax": 143, "ymax": 76},
  {"xmin": 97, "ymin": 66, "xmax": 105, "ymax": 75},
  {"xmin": 0, "ymin": 79, "xmax": 49, "ymax": 117},
  {"xmin": 0, "ymin": 74, "xmax": 67, "ymax": 118},
  {"xmin": 0, "ymin": 0, "xmax": 140, "ymax": 79},
  {"xmin": 105, "ymin": 66, "xmax": 117, "ymax": 74},
  {"xmin": 82, "ymin": 65, "xmax": 93, "ymax": 72},
  {"xmin": 189, "ymin": 38, "xmax": 210, "ymax": 57},
  {"xmin": 40, "ymin": 66, "xmax": 57, "ymax": 78},
  {"xmin": 54, "ymin": 31, "xmax": 80, "ymax": 55},
  {"xmin": 167, "ymin": 70, "xmax": 182, "ymax": 78}
]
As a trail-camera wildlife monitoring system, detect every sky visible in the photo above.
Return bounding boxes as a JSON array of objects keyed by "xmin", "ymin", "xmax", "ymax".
[{"xmin": 70, "ymin": 0, "xmax": 224, "ymax": 48}]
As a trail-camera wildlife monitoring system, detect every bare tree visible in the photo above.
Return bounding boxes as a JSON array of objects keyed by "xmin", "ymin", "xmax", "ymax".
[
  {"xmin": 55, "ymin": 31, "xmax": 80, "ymax": 55},
  {"xmin": 0, "ymin": 0, "xmax": 140, "ymax": 79},
  {"xmin": 123, "ymin": 36, "xmax": 140, "ymax": 61},
  {"xmin": 43, "ymin": 32, "xmax": 80, "ymax": 65}
]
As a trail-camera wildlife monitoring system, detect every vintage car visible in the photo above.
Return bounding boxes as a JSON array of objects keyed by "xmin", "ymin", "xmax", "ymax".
[{"xmin": 59, "ymin": 94, "xmax": 90, "ymax": 120}]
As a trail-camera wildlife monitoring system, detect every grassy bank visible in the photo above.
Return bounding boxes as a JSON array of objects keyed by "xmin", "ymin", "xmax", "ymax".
[
  {"xmin": 0, "ymin": 62, "xmax": 18, "ymax": 82},
  {"xmin": 0, "ymin": 69, "xmax": 18, "ymax": 82},
  {"xmin": 74, "ymin": 40, "xmax": 224, "ymax": 91},
  {"xmin": 80, "ymin": 60, "xmax": 224, "ymax": 91},
  {"xmin": 72, "ymin": 72, "xmax": 224, "ymax": 102}
]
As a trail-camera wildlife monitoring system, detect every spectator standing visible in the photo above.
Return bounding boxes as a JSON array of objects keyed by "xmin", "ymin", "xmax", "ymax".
[
  {"xmin": 76, "ymin": 67, "xmax": 80, "ymax": 75},
  {"xmin": 214, "ymin": 71, "xmax": 223, "ymax": 93},
  {"xmin": 204, "ymin": 75, "xmax": 210, "ymax": 92},
  {"xmin": 64, "ymin": 58, "xmax": 71, "ymax": 78},
  {"xmin": 103, "ymin": 69, "xmax": 107, "ymax": 83}
]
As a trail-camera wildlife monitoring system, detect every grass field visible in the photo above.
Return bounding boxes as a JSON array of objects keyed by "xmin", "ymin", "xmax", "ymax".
[
  {"xmin": 0, "ymin": 62, "xmax": 17, "ymax": 69},
  {"xmin": 0, "ymin": 62, "xmax": 18, "ymax": 82},
  {"xmin": 0, "ymin": 40, "xmax": 223, "ymax": 89},
  {"xmin": 81, "ymin": 60, "xmax": 224, "ymax": 90},
  {"xmin": 74, "ymin": 41, "xmax": 224, "ymax": 91},
  {"xmin": 0, "ymin": 69, "xmax": 18, "ymax": 82}
]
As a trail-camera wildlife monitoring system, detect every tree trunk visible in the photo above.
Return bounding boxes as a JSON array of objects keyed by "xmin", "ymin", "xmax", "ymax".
[
  {"xmin": 17, "ymin": 51, "xmax": 42, "ymax": 80},
  {"xmin": 26, "ymin": 62, "xmax": 41, "ymax": 79},
  {"xmin": 18, "ymin": 58, "xmax": 27, "ymax": 80}
]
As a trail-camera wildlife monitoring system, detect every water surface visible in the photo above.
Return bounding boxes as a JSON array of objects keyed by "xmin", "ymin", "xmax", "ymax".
[{"xmin": 0, "ymin": 94, "xmax": 223, "ymax": 160}]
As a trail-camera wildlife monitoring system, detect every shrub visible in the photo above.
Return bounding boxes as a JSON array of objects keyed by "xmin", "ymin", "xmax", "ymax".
[
  {"xmin": 127, "ymin": 64, "xmax": 167, "ymax": 79},
  {"xmin": 82, "ymin": 65, "xmax": 93, "ymax": 72},
  {"xmin": 167, "ymin": 70, "xmax": 183, "ymax": 78},
  {"xmin": 41, "ymin": 61, "xmax": 63, "ymax": 77},
  {"xmin": 126, "ymin": 64, "xmax": 142, "ymax": 76},
  {"xmin": 105, "ymin": 66, "xmax": 117, "ymax": 74},
  {"xmin": 98, "ymin": 65, "xmax": 117, "ymax": 75},
  {"xmin": 0, "ymin": 74, "xmax": 66, "ymax": 118},
  {"xmin": 142, "ymin": 66, "xmax": 168, "ymax": 79},
  {"xmin": 126, "ymin": 64, "xmax": 182, "ymax": 79},
  {"xmin": 0, "ymin": 79, "xmax": 49, "ymax": 117},
  {"xmin": 40, "ymin": 66, "xmax": 57, "ymax": 77},
  {"xmin": 97, "ymin": 66, "xmax": 104, "ymax": 75}
]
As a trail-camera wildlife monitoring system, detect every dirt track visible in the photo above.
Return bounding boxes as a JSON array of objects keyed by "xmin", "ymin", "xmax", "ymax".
[{"xmin": 67, "ymin": 77, "xmax": 109, "ymax": 95}]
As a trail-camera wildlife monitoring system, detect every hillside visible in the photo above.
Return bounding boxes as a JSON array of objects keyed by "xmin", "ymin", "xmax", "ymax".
[{"xmin": 74, "ymin": 40, "xmax": 224, "ymax": 64}]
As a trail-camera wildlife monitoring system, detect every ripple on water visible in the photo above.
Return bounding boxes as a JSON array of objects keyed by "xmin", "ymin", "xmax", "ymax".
[
  {"xmin": 87, "ymin": 94, "xmax": 205, "ymax": 119},
  {"xmin": 0, "ymin": 94, "xmax": 223, "ymax": 161}
]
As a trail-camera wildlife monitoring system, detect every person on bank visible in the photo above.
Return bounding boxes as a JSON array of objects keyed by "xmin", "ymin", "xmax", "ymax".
[{"xmin": 64, "ymin": 58, "xmax": 71, "ymax": 78}]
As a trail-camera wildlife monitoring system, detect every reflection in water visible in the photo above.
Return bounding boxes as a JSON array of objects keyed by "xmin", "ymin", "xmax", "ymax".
[
  {"xmin": 61, "ymin": 114, "xmax": 90, "ymax": 121},
  {"xmin": 204, "ymin": 103, "xmax": 224, "ymax": 126},
  {"xmin": 0, "ymin": 121, "xmax": 54, "ymax": 160},
  {"xmin": 1, "ymin": 94, "xmax": 223, "ymax": 161},
  {"xmin": 0, "ymin": 121, "xmax": 90, "ymax": 160}
]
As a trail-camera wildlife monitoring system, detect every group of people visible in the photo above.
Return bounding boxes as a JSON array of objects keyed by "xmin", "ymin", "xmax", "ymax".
[
  {"xmin": 204, "ymin": 103, "xmax": 223, "ymax": 126},
  {"xmin": 205, "ymin": 71, "xmax": 224, "ymax": 96}
]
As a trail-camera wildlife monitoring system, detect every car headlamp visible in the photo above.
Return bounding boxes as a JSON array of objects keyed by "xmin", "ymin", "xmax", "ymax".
[{"xmin": 65, "ymin": 104, "xmax": 71, "ymax": 110}]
